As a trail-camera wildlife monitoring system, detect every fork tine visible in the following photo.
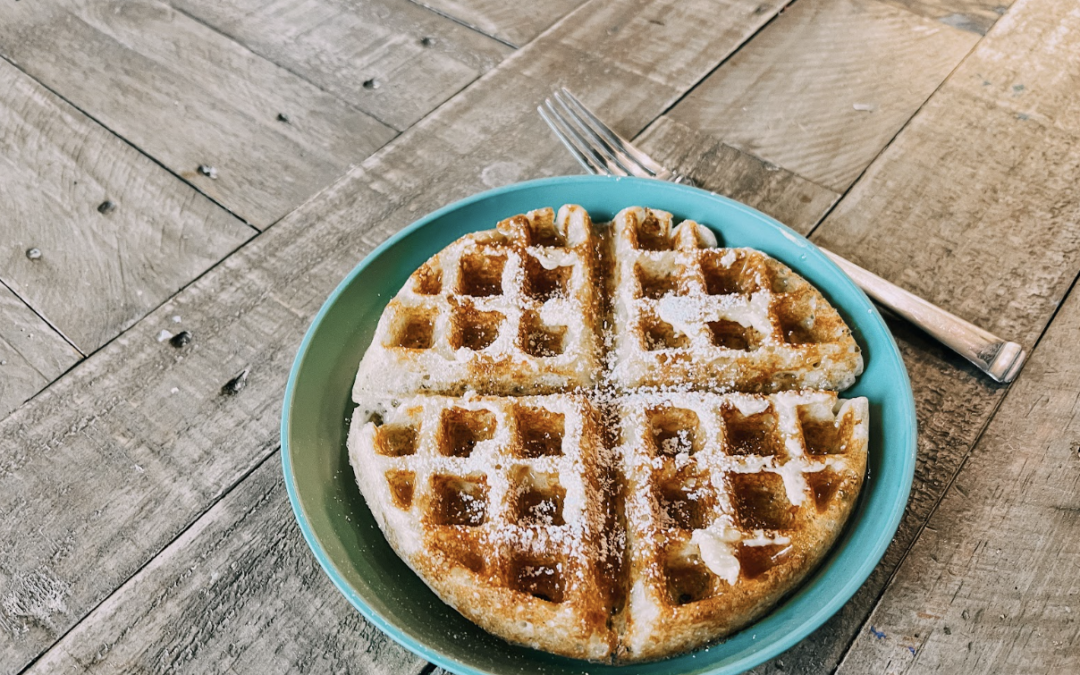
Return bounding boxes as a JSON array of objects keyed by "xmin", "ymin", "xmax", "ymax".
[
  {"xmin": 549, "ymin": 94, "xmax": 650, "ymax": 179},
  {"xmin": 556, "ymin": 88, "xmax": 671, "ymax": 179},
  {"xmin": 539, "ymin": 98, "xmax": 628, "ymax": 177},
  {"xmin": 538, "ymin": 103, "xmax": 602, "ymax": 175}
]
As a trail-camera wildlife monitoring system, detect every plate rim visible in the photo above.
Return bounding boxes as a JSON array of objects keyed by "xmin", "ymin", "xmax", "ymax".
[{"xmin": 281, "ymin": 175, "xmax": 917, "ymax": 675}]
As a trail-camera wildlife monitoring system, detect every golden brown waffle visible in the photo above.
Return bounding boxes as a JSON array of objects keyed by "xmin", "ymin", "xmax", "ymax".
[
  {"xmin": 349, "ymin": 394, "xmax": 617, "ymax": 660},
  {"xmin": 348, "ymin": 204, "xmax": 869, "ymax": 662},
  {"xmin": 352, "ymin": 205, "xmax": 602, "ymax": 398},
  {"xmin": 610, "ymin": 207, "xmax": 863, "ymax": 392},
  {"xmin": 613, "ymin": 390, "xmax": 867, "ymax": 660}
]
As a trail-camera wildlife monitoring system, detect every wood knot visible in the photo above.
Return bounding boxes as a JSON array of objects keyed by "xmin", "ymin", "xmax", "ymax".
[
  {"xmin": 221, "ymin": 368, "xmax": 249, "ymax": 395},
  {"xmin": 169, "ymin": 330, "xmax": 192, "ymax": 348}
]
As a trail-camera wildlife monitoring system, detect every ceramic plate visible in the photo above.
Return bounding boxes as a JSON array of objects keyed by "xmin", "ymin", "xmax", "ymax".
[{"xmin": 281, "ymin": 175, "xmax": 916, "ymax": 675}]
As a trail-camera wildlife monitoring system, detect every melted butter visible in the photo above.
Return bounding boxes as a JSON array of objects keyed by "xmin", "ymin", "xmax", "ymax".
[{"xmin": 691, "ymin": 528, "xmax": 741, "ymax": 585}]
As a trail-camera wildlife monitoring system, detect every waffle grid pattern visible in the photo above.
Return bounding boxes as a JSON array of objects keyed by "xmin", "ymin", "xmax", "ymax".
[
  {"xmin": 349, "ymin": 205, "xmax": 869, "ymax": 662},
  {"xmin": 610, "ymin": 207, "xmax": 863, "ymax": 392},
  {"xmin": 615, "ymin": 391, "xmax": 867, "ymax": 658},
  {"xmin": 351, "ymin": 393, "xmax": 615, "ymax": 658},
  {"xmin": 354, "ymin": 206, "xmax": 601, "ymax": 397}
]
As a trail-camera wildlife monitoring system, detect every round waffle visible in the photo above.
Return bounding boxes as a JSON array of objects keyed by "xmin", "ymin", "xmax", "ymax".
[{"xmin": 348, "ymin": 205, "xmax": 868, "ymax": 662}]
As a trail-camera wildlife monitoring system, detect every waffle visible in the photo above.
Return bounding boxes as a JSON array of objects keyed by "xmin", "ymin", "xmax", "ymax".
[
  {"xmin": 609, "ymin": 207, "xmax": 863, "ymax": 392},
  {"xmin": 613, "ymin": 390, "xmax": 868, "ymax": 660},
  {"xmin": 348, "ymin": 204, "xmax": 870, "ymax": 662},
  {"xmin": 348, "ymin": 393, "xmax": 618, "ymax": 660},
  {"xmin": 352, "ymin": 205, "xmax": 603, "ymax": 398}
]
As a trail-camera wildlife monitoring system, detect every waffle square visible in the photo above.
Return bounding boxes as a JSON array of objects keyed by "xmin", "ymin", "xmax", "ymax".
[
  {"xmin": 609, "ymin": 207, "xmax": 863, "ymax": 392},
  {"xmin": 614, "ymin": 391, "xmax": 868, "ymax": 660},
  {"xmin": 349, "ymin": 393, "xmax": 618, "ymax": 660},
  {"xmin": 353, "ymin": 205, "xmax": 603, "ymax": 398}
]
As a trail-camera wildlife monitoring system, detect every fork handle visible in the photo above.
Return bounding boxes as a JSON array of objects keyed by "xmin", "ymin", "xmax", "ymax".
[{"xmin": 820, "ymin": 248, "xmax": 1026, "ymax": 383}]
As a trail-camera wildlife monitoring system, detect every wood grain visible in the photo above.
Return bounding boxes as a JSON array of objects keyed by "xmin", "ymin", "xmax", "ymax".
[
  {"xmin": 635, "ymin": 116, "xmax": 840, "ymax": 235},
  {"xmin": 667, "ymin": 0, "xmax": 979, "ymax": 191},
  {"xmin": 0, "ymin": 0, "xmax": 397, "ymax": 229},
  {"xmin": 411, "ymin": 0, "xmax": 588, "ymax": 46},
  {"xmin": 20, "ymin": 457, "xmax": 427, "ymax": 675},
  {"xmin": 0, "ymin": 56, "xmax": 253, "ymax": 354},
  {"xmin": 876, "ymin": 0, "xmax": 1013, "ymax": 35},
  {"xmin": 0, "ymin": 285, "xmax": 81, "ymax": 422},
  {"xmin": 0, "ymin": 1, "xmax": 791, "ymax": 672},
  {"xmin": 947, "ymin": 0, "xmax": 1080, "ymax": 134},
  {"xmin": 836, "ymin": 255, "xmax": 1080, "ymax": 674},
  {"xmin": 170, "ymin": 0, "xmax": 513, "ymax": 131},
  {"xmin": 815, "ymin": 89, "xmax": 1080, "ymax": 350}
]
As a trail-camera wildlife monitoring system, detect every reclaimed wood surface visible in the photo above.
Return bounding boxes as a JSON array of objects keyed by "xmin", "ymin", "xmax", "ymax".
[
  {"xmin": 667, "ymin": 0, "xmax": 980, "ymax": 192},
  {"xmin": 836, "ymin": 252, "xmax": 1080, "ymax": 673},
  {"xmin": 636, "ymin": 117, "xmax": 841, "ymax": 235},
  {"xmin": 411, "ymin": 0, "xmax": 589, "ymax": 47},
  {"xmin": 21, "ymin": 457, "xmax": 428, "ymax": 675},
  {"xmin": 2, "ymin": 0, "xmax": 1079, "ymax": 672},
  {"xmin": 169, "ymin": 0, "xmax": 512, "ymax": 131},
  {"xmin": 876, "ymin": 0, "xmax": 1013, "ymax": 34},
  {"xmin": 815, "ymin": 0, "xmax": 1080, "ymax": 351},
  {"xmin": 0, "ymin": 56, "xmax": 254, "ymax": 354},
  {"xmin": 824, "ymin": 0, "xmax": 1080, "ymax": 668},
  {"xmin": 0, "ymin": 0, "xmax": 400, "ymax": 229},
  {"xmin": 0, "ymin": 285, "xmax": 81, "ymax": 421}
]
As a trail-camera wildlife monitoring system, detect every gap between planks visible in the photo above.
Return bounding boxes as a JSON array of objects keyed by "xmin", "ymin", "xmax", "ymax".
[
  {"xmin": 400, "ymin": 0, "xmax": 519, "ymax": 48},
  {"xmin": 0, "ymin": 279, "xmax": 84, "ymax": 359},
  {"xmin": 13, "ymin": 450, "xmax": 280, "ymax": 675}
]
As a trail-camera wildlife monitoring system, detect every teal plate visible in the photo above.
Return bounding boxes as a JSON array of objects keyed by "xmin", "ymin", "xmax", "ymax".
[{"xmin": 281, "ymin": 176, "xmax": 916, "ymax": 675}]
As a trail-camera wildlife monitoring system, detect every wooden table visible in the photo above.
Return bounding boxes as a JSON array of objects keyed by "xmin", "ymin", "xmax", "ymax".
[{"xmin": 2, "ymin": 0, "xmax": 1077, "ymax": 672}]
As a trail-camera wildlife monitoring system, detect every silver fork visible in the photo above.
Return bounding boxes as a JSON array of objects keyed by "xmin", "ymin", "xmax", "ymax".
[{"xmin": 539, "ymin": 88, "xmax": 1027, "ymax": 384}]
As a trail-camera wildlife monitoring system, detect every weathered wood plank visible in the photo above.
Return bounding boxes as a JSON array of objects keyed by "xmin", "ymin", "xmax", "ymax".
[
  {"xmin": 0, "ymin": 284, "xmax": 81, "ymax": 421},
  {"xmin": 0, "ymin": 56, "xmax": 253, "ymax": 354},
  {"xmin": 20, "ymin": 457, "xmax": 427, "ymax": 675},
  {"xmin": 876, "ymin": 0, "xmax": 1012, "ymax": 35},
  {"xmin": 835, "ymin": 254, "xmax": 1080, "ymax": 674},
  {"xmin": 0, "ymin": 0, "xmax": 397, "ymax": 229},
  {"xmin": 635, "ymin": 116, "xmax": 840, "ymax": 235},
  {"xmin": 410, "ymin": 0, "xmax": 588, "ymax": 46},
  {"xmin": 947, "ymin": 0, "xmax": 1080, "ymax": 133},
  {"xmin": 0, "ymin": 1, "xmax": 791, "ymax": 672},
  {"xmin": 0, "ymin": 252, "xmax": 311, "ymax": 674},
  {"xmin": 169, "ymin": 0, "xmax": 512, "ymax": 131},
  {"xmin": 667, "ymin": 0, "xmax": 979, "ymax": 192}
]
